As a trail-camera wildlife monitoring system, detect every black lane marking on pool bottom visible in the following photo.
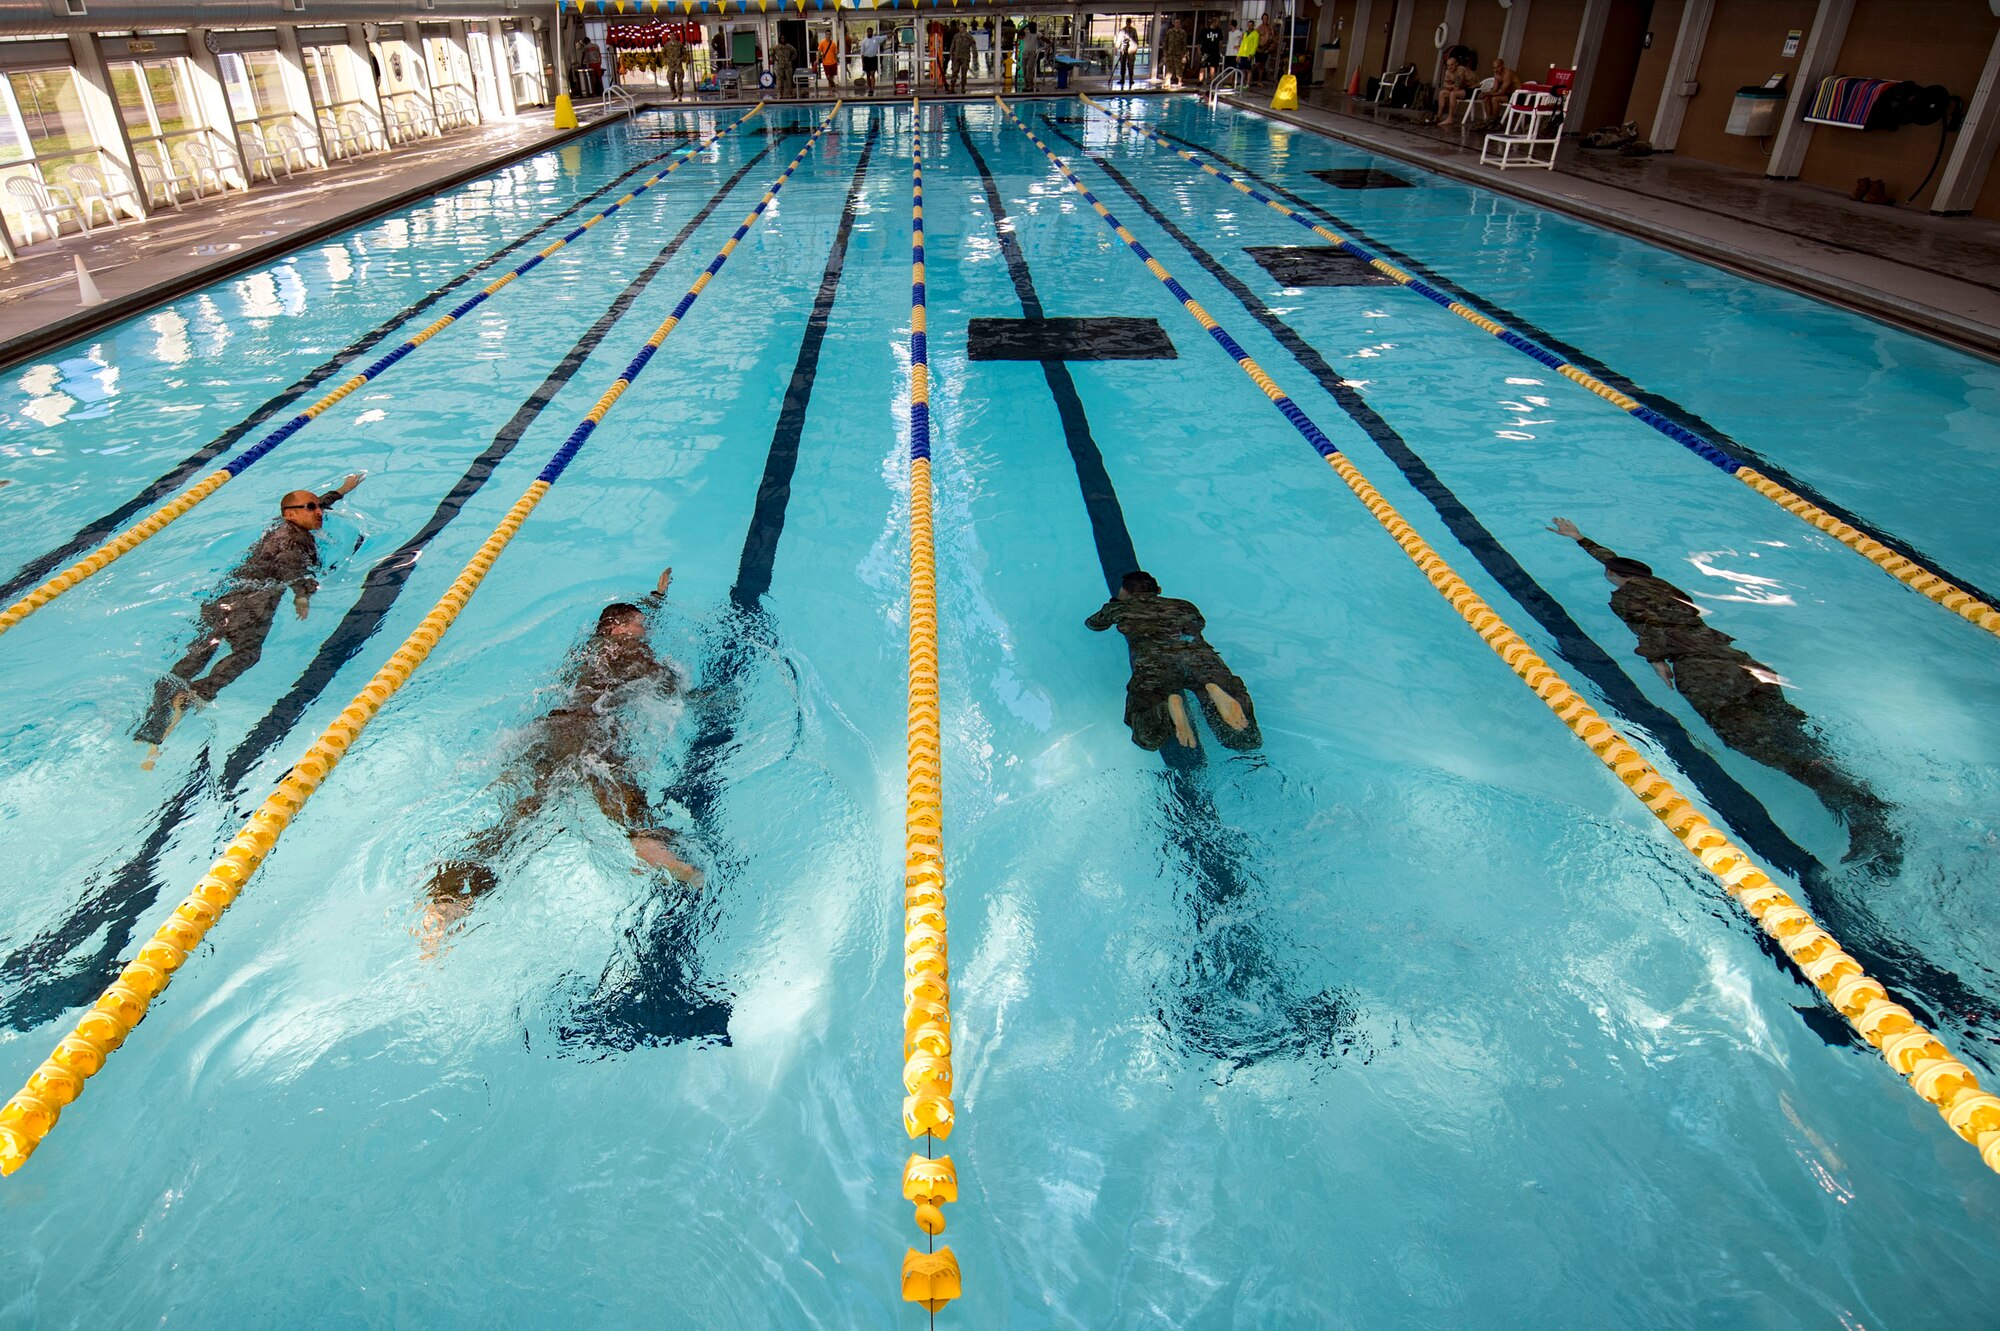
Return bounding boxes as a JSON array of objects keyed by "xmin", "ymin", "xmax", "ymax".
[
  {"xmin": 966, "ymin": 316, "xmax": 1176, "ymax": 361},
  {"xmin": 1150, "ymin": 123, "xmax": 2000, "ymax": 613},
  {"xmin": 0, "ymin": 138, "xmax": 710, "ymax": 605},
  {"xmin": 0, "ymin": 147, "xmax": 778, "ymax": 1034},
  {"xmin": 734, "ymin": 121, "xmax": 881, "ymax": 608},
  {"xmin": 560, "ymin": 117, "xmax": 887, "ymax": 1053},
  {"xmin": 956, "ymin": 120, "xmax": 1136, "ymax": 592},
  {"xmin": 0, "ymin": 759, "xmax": 211, "ymax": 1029},
  {"xmin": 1310, "ymin": 168, "xmax": 1412, "ymax": 190},
  {"xmin": 1243, "ymin": 246, "xmax": 1395, "ymax": 288},
  {"xmin": 1060, "ymin": 124, "xmax": 2000, "ymax": 1056},
  {"xmin": 961, "ymin": 114, "xmax": 1367, "ymax": 1074}
]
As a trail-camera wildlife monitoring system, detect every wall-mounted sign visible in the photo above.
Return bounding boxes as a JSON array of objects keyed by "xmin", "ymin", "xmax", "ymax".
[
  {"xmin": 126, "ymin": 38, "xmax": 156, "ymax": 54},
  {"xmin": 1783, "ymin": 29, "xmax": 1802, "ymax": 58}
]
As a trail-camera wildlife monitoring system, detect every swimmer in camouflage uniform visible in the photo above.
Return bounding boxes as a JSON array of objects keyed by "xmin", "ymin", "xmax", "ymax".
[
  {"xmin": 1087, "ymin": 570, "xmax": 1260, "ymax": 752},
  {"xmin": 1551, "ymin": 518, "xmax": 1897, "ymax": 867}
]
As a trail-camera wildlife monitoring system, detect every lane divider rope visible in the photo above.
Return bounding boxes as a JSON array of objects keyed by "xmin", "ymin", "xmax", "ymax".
[
  {"xmin": 1080, "ymin": 94, "xmax": 2000, "ymax": 645},
  {"xmin": 0, "ymin": 104, "xmax": 842, "ymax": 1177},
  {"xmin": 898, "ymin": 98, "xmax": 963, "ymax": 1318},
  {"xmin": 0, "ymin": 103, "xmax": 769, "ymax": 642},
  {"xmin": 1005, "ymin": 97, "xmax": 2000, "ymax": 1177}
]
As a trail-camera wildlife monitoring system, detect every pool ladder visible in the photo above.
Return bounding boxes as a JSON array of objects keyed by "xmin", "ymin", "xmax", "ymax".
[{"xmin": 1206, "ymin": 67, "xmax": 1246, "ymax": 108}]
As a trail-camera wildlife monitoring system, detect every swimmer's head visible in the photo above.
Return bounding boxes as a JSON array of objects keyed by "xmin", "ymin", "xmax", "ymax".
[
  {"xmin": 1118, "ymin": 570, "xmax": 1161, "ymax": 599},
  {"xmin": 598, "ymin": 603, "xmax": 646, "ymax": 637},
  {"xmin": 281, "ymin": 489, "xmax": 326, "ymax": 531},
  {"xmin": 1604, "ymin": 556, "xmax": 1652, "ymax": 586}
]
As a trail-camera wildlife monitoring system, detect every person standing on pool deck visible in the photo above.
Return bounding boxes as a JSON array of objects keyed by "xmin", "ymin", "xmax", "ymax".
[
  {"xmin": 1017, "ymin": 22, "xmax": 1042, "ymax": 93},
  {"xmin": 1087, "ymin": 571, "xmax": 1260, "ymax": 753},
  {"xmin": 951, "ymin": 22, "xmax": 975, "ymax": 94},
  {"xmin": 1198, "ymin": 17, "xmax": 1224, "ymax": 83},
  {"xmin": 817, "ymin": 32, "xmax": 839, "ymax": 89},
  {"xmin": 1161, "ymin": 18, "xmax": 1189, "ymax": 89},
  {"xmin": 134, "ymin": 474, "xmax": 364, "ymax": 767},
  {"xmin": 663, "ymin": 32, "xmax": 688, "ymax": 99},
  {"xmin": 772, "ymin": 34, "xmax": 797, "ymax": 98},
  {"xmin": 1549, "ymin": 519, "xmax": 1898, "ymax": 868},
  {"xmin": 420, "ymin": 568, "xmax": 702, "ymax": 951},
  {"xmin": 859, "ymin": 27, "xmax": 884, "ymax": 96},
  {"xmin": 1115, "ymin": 23, "xmax": 1140, "ymax": 90}
]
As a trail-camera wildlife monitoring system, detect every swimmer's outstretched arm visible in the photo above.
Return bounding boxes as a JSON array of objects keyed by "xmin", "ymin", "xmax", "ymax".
[{"xmin": 1546, "ymin": 517, "xmax": 1620, "ymax": 567}]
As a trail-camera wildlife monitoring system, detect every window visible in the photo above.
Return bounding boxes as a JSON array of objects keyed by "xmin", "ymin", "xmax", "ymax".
[
  {"xmin": 219, "ymin": 49, "xmax": 291, "ymax": 126},
  {"xmin": 7, "ymin": 68, "xmax": 93, "ymax": 167}
]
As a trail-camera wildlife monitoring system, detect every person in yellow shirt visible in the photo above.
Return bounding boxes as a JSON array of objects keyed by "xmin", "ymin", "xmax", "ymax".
[{"xmin": 1235, "ymin": 21, "xmax": 1259, "ymax": 83}]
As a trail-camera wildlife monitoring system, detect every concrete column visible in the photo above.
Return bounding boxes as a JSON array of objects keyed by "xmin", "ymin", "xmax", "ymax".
[
  {"xmin": 1432, "ymin": 0, "xmax": 1465, "ymax": 83},
  {"xmin": 1562, "ymin": 0, "xmax": 1611, "ymax": 133},
  {"xmin": 1647, "ymin": 0, "xmax": 1711, "ymax": 152},
  {"xmin": 1932, "ymin": 24, "xmax": 2000, "ymax": 213},
  {"xmin": 394, "ymin": 24, "xmax": 443, "ymax": 133},
  {"xmin": 445, "ymin": 21, "xmax": 481, "ymax": 121},
  {"xmin": 1498, "ymin": 0, "xmax": 1532, "ymax": 68},
  {"xmin": 65, "ymin": 32, "xmax": 147, "ymax": 218},
  {"xmin": 337, "ymin": 23, "xmax": 386, "ymax": 144},
  {"xmin": 1766, "ymin": 0, "xmax": 1855, "ymax": 179},
  {"xmin": 485, "ymin": 20, "xmax": 519, "ymax": 116},
  {"xmin": 184, "ymin": 30, "xmax": 251, "ymax": 189},
  {"xmin": 1385, "ymin": 0, "xmax": 1412, "ymax": 70},
  {"xmin": 273, "ymin": 26, "xmax": 329, "ymax": 165},
  {"xmin": 1344, "ymin": 0, "xmax": 1372, "ymax": 89},
  {"xmin": 915, "ymin": 15, "xmax": 929, "ymax": 88}
]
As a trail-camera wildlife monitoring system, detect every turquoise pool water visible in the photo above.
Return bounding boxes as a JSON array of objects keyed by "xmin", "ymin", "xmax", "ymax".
[{"xmin": 1, "ymin": 96, "xmax": 1997, "ymax": 1326}]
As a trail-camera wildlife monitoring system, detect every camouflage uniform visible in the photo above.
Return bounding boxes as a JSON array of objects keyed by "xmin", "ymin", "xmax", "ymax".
[
  {"xmin": 135, "ymin": 488, "xmax": 345, "ymax": 745},
  {"xmin": 1087, "ymin": 591, "xmax": 1260, "ymax": 751},
  {"xmin": 1162, "ymin": 24, "xmax": 1189, "ymax": 83},
  {"xmin": 1580, "ymin": 536, "xmax": 1894, "ymax": 861}
]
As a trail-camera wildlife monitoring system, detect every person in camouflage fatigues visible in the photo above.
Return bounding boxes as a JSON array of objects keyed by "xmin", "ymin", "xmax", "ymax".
[
  {"xmin": 1087, "ymin": 570, "xmax": 1260, "ymax": 752},
  {"xmin": 1161, "ymin": 18, "xmax": 1189, "ymax": 88},
  {"xmin": 1552, "ymin": 519, "xmax": 1897, "ymax": 868}
]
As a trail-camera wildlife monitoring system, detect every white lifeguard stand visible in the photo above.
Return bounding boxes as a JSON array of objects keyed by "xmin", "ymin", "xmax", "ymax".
[{"xmin": 1480, "ymin": 90, "xmax": 1563, "ymax": 170}]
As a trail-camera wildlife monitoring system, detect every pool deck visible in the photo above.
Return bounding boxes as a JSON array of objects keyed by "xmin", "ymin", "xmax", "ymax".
[
  {"xmin": 3, "ymin": 84, "xmax": 1997, "ymax": 367},
  {"xmin": 0, "ymin": 99, "xmax": 632, "ymax": 369},
  {"xmin": 1255, "ymin": 90, "xmax": 2000, "ymax": 361}
]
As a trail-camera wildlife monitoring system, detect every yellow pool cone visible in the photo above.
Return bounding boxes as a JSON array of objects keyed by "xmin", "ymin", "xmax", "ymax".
[
  {"xmin": 1271, "ymin": 74, "xmax": 1299, "ymax": 111},
  {"xmin": 554, "ymin": 93, "xmax": 579, "ymax": 130},
  {"xmin": 73, "ymin": 256, "xmax": 103, "ymax": 308}
]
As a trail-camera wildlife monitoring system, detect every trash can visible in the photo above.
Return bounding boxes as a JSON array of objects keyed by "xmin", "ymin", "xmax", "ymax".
[{"xmin": 1056, "ymin": 60, "xmax": 1071, "ymax": 90}]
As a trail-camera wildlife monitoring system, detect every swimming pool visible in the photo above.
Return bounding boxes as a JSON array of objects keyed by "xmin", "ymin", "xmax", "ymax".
[{"xmin": 1, "ymin": 93, "xmax": 1997, "ymax": 1325}]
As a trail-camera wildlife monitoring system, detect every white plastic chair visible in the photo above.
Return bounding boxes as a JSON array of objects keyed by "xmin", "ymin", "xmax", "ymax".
[
  {"xmin": 64, "ymin": 162, "xmax": 143, "ymax": 226},
  {"xmin": 239, "ymin": 129, "xmax": 292, "ymax": 182},
  {"xmin": 133, "ymin": 146, "xmax": 192, "ymax": 209},
  {"xmin": 270, "ymin": 123, "xmax": 320, "ymax": 172},
  {"xmin": 1480, "ymin": 90, "xmax": 1561, "ymax": 169},
  {"xmin": 342, "ymin": 108, "xmax": 387, "ymax": 155},
  {"xmin": 175, "ymin": 140, "xmax": 227, "ymax": 197},
  {"xmin": 5, "ymin": 174, "xmax": 89, "ymax": 242},
  {"xmin": 1460, "ymin": 76, "xmax": 1497, "ymax": 128}
]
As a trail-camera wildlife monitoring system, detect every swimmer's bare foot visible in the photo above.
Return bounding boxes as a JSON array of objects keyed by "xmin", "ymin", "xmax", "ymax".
[
  {"xmin": 1167, "ymin": 693, "xmax": 1197, "ymax": 748},
  {"xmin": 139, "ymin": 690, "xmax": 198, "ymax": 768},
  {"xmin": 417, "ymin": 895, "xmax": 471, "ymax": 960},
  {"xmin": 633, "ymin": 833, "xmax": 703, "ymax": 886},
  {"xmin": 139, "ymin": 743, "xmax": 160, "ymax": 772},
  {"xmin": 1204, "ymin": 684, "xmax": 1249, "ymax": 730}
]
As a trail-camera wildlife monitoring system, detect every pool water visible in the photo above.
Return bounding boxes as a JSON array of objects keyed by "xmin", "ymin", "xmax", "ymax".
[{"xmin": 1, "ymin": 96, "xmax": 1997, "ymax": 1327}]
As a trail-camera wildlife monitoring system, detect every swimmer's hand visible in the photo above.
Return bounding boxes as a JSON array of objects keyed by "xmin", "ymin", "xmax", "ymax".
[
  {"xmin": 294, "ymin": 593, "xmax": 310, "ymax": 620},
  {"xmin": 339, "ymin": 472, "xmax": 365, "ymax": 494},
  {"xmin": 656, "ymin": 567, "xmax": 673, "ymax": 596},
  {"xmin": 1546, "ymin": 518, "xmax": 1582, "ymax": 540}
]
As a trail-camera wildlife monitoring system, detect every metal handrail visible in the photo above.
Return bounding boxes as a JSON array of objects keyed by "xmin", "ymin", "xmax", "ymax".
[{"xmin": 1206, "ymin": 66, "xmax": 1245, "ymax": 107}]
